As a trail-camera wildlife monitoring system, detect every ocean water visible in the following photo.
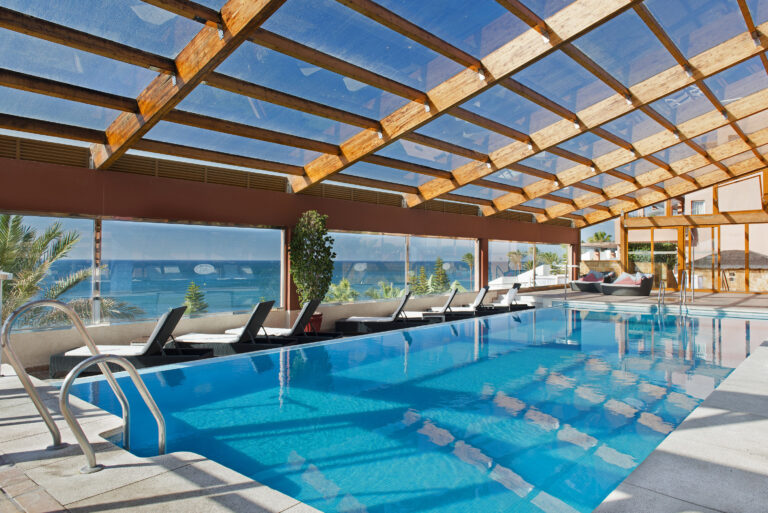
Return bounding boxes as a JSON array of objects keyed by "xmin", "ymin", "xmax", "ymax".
[
  {"xmin": 70, "ymin": 308, "xmax": 763, "ymax": 512},
  {"xmin": 39, "ymin": 259, "xmax": 474, "ymax": 321}
]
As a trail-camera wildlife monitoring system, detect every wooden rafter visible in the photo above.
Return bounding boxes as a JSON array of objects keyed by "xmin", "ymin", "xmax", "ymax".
[
  {"xmin": 90, "ymin": 0, "xmax": 288, "ymax": 169},
  {"xmin": 0, "ymin": 113, "xmax": 105, "ymax": 143},
  {"xmin": 289, "ymin": 0, "xmax": 638, "ymax": 193}
]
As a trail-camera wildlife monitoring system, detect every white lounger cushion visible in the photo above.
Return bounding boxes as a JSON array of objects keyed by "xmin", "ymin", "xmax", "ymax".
[
  {"xmin": 402, "ymin": 310, "xmax": 427, "ymax": 318},
  {"xmin": 445, "ymin": 306, "xmax": 476, "ymax": 313},
  {"xmin": 64, "ymin": 345, "xmax": 147, "ymax": 357},
  {"xmin": 174, "ymin": 333, "xmax": 241, "ymax": 344},
  {"xmin": 342, "ymin": 316, "xmax": 394, "ymax": 323},
  {"xmin": 224, "ymin": 326, "xmax": 294, "ymax": 337}
]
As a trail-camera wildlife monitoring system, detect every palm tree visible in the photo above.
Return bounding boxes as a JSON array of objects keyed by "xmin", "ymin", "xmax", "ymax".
[
  {"xmin": 325, "ymin": 278, "xmax": 360, "ymax": 303},
  {"xmin": 0, "ymin": 215, "xmax": 143, "ymax": 326},
  {"xmin": 461, "ymin": 252, "xmax": 474, "ymax": 276},
  {"xmin": 365, "ymin": 281, "xmax": 404, "ymax": 300},
  {"xmin": 587, "ymin": 231, "xmax": 613, "ymax": 243},
  {"xmin": 538, "ymin": 251, "xmax": 565, "ymax": 274},
  {"xmin": 507, "ymin": 250, "xmax": 524, "ymax": 272}
]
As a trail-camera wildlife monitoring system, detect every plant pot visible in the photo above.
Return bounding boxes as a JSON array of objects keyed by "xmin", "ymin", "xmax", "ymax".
[{"xmin": 305, "ymin": 312, "xmax": 323, "ymax": 333}]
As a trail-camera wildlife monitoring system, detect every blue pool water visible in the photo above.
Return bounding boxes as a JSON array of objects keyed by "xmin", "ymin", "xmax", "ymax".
[{"xmin": 70, "ymin": 308, "xmax": 767, "ymax": 512}]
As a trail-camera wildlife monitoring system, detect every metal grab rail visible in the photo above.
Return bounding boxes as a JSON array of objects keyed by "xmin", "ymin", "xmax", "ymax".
[
  {"xmin": 59, "ymin": 354, "xmax": 166, "ymax": 474},
  {"xmin": 679, "ymin": 270, "xmax": 694, "ymax": 305},
  {"xmin": 657, "ymin": 279, "xmax": 666, "ymax": 305},
  {"xmin": 0, "ymin": 300, "xmax": 126, "ymax": 450}
]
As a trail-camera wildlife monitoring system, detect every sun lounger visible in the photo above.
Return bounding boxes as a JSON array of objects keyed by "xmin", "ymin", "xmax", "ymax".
[
  {"xmin": 168, "ymin": 301, "xmax": 280, "ymax": 356},
  {"xmin": 49, "ymin": 306, "xmax": 211, "ymax": 378},
  {"xmin": 224, "ymin": 299, "xmax": 340, "ymax": 342},
  {"xmin": 487, "ymin": 284, "xmax": 534, "ymax": 312},
  {"xmin": 401, "ymin": 287, "xmax": 458, "ymax": 319},
  {"xmin": 335, "ymin": 292, "xmax": 439, "ymax": 334}
]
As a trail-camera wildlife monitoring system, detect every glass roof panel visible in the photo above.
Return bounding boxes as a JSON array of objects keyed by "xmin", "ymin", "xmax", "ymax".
[
  {"xmin": 688, "ymin": 163, "xmax": 720, "ymax": 178},
  {"xmin": 0, "ymin": 31, "xmax": 156, "ymax": 98},
  {"xmin": 0, "ymin": 86, "xmax": 119, "ymax": 130},
  {"xmin": 453, "ymin": 184, "xmax": 505, "ymax": 200},
  {"xmin": 549, "ymin": 187, "xmax": 581, "ymax": 199},
  {"xmin": 177, "ymin": 85, "xmax": 356, "ymax": 145},
  {"xmin": 736, "ymin": 109, "xmax": 768, "ymax": 135},
  {"xmin": 557, "ymin": 132, "xmax": 621, "ymax": 160},
  {"xmin": 600, "ymin": 110, "xmax": 666, "ymax": 143},
  {"xmin": 582, "ymin": 173, "xmax": 625, "ymax": 188},
  {"xmin": 721, "ymin": 148, "xmax": 756, "ymax": 166},
  {"xmin": 747, "ymin": 0, "xmax": 768, "ymax": 24},
  {"xmin": 195, "ymin": 0, "xmax": 226, "ymax": 9},
  {"xmin": 463, "ymin": 85, "xmax": 564, "ymax": 135},
  {"xmin": 652, "ymin": 142, "xmax": 699, "ymax": 164},
  {"xmin": 374, "ymin": 140, "xmax": 472, "ymax": 170},
  {"xmin": 645, "ymin": 0, "xmax": 748, "ymax": 58},
  {"xmin": 415, "ymin": 115, "xmax": 517, "ymax": 153},
  {"xmin": 573, "ymin": 11, "xmax": 677, "ymax": 87},
  {"xmin": 263, "ymin": 0, "xmax": 463, "ymax": 91},
  {"xmin": 523, "ymin": 0, "xmax": 577, "ymax": 19},
  {"xmin": 341, "ymin": 162, "xmax": 432, "ymax": 187},
  {"xmin": 1, "ymin": 1, "xmax": 200, "ymax": 58},
  {"xmin": 651, "ymin": 85, "xmax": 715, "ymax": 125},
  {"xmin": 512, "ymin": 50, "xmax": 615, "ymax": 113},
  {"xmin": 374, "ymin": 0, "xmax": 528, "ymax": 58},
  {"xmin": 485, "ymin": 169, "xmax": 541, "ymax": 188},
  {"xmin": 691, "ymin": 125, "xmax": 741, "ymax": 150},
  {"xmin": 704, "ymin": 57, "xmax": 768, "ymax": 106},
  {"xmin": 522, "ymin": 197, "xmax": 559, "ymax": 209},
  {"xmin": 217, "ymin": 43, "xmax": 407, "ymax": 120},
  {"xmin": 519, "ymin": 151, "xmax": 578, "ymax": 174},
  {"xmin": 145, "ymin": 122, "xmax": 321, "ymax": 166},
  {"xmin": 615, "ymin": 159, "xmax": 658, "ymax": 177}
]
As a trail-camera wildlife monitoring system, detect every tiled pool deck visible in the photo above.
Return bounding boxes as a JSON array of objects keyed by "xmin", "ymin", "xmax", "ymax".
[{"xmin": 2, "ymin": 294, "xmax": 768, "ymax": 512}]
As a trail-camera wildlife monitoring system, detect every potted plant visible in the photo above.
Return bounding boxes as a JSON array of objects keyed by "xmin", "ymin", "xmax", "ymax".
[{"xmin": 289, "ymin": 210, "xmax": 335, "ymax": 332}]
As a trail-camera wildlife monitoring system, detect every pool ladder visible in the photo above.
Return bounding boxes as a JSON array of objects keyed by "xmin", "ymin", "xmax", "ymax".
[
  {"xmin": 0, "ymin": 300, "xmax": 165, "ymax": 473},
  {"xmin": 679, "ymin": 270, "xmax": 694, "ymax": 306}
]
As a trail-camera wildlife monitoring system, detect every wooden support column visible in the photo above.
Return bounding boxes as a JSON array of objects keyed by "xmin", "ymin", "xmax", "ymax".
[
  {"xmin": 571, "ymin": 242, "xmax": 581, "ymax": 279},
  {"xmin": 677, "ymin": 227, "xmax": 685, "ymax": 292},
  {"xmin": 620, "ymin": 211, "xmax": 628, "ymax": 272},
  {"xmin": 478, "ymin": 238, "xmax": 489, "ymax": 290},
  {"xmin": 283, "ymin": 227, "xmax": 300, "ymax": 312}
]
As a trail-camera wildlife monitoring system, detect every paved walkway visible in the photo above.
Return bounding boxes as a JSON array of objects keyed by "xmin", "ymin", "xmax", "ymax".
[
  {"xmin": 530, "ymin": 289, "xmax": 768, "ymax": 310},
  {"xmin": 0, "ymin": 365, "xmax": 318, "ymax": 513}
]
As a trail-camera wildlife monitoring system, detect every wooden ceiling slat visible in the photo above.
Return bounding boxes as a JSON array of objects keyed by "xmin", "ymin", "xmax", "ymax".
[
  {"xmin": 361, "ymin": 155, "xmax": 452, "ymax": 179},
  {"xmin": 164, "ymin": 110, "xmax": 340, "ymax": 154},
  {"xmin": 134, "ymin": 139, "xmax": 305, "ymax": 175},
  {"xmin": 139, "ymin": 0, "xmax": 220, "ymax": 24},
  {"xmin": 90, "ymin": 0, "xmax": 289, "ymax": 169},
  {"xmin": 334, "ymin": 0, "xmax": 481, "ymax": 69},
  {"xmin": 0, "ymin": 7, "xmax": 176, "ymax": 73},
  {"xmin": 0, "ymin": 113, "xmax": 106, "ymax": 143}
]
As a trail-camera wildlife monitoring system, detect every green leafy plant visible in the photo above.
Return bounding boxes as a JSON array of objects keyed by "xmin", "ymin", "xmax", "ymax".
[
  {"xmin": 0, "ymin": 214, "xmax": 143, "ymax": 326},
  {"xmin": 184, "ymin": 281, "xmax": 208, "ymax": 314},
  {"xmin": 409, "ymin": 266, "xmax": 430, "ymax": 295},
  {"xmin": 431, "ymin": 257, "xmax": 450, "ymax": 293},
  {"xmin": 538, "ymin": 251, "xmax": 565, "ymax": 274},
  {"xmin": 289, "ymin": 211, "xmax": 336, "ymax": 304},
  {"xmin": 365, "ymin": 281, "xmax": 403, "ymax": 300},
  {"xmin": 325, "ymin": 278, "xmax": 359, "ymax": 302},
  {"xmin": 587, "ymin": 231, "xmax": 613, "ymax": 243}
]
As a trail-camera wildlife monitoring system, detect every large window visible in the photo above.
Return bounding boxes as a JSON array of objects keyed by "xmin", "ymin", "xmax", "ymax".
[
  {"xmin": 409, "ymin": 236, "xmax": 476, "ymax": 294},
  {"xmin": 0, "ymin": 213, "xmax": 94, "ymax": 328},
  {"xmin": 691, "ymin": 200, "xmax": 705, "ymax": 215},
  {"xmin": 101, "ymin": 221, "xmax": 282, "ymax": 321},
  {"xmin": 327, "ymin": 232, "xmax": 406, "ymax": 302},
  {"xmin": 533, "ymin": 244, "xmax": 568, "ymax": 286},
  {"xmin": 489, "ymin": 241, "xmax": 569, "ymax": 288}
]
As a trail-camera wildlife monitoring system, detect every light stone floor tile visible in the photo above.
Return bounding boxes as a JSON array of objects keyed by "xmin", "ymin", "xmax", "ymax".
[
  {"xmin": 66, "ymin": 459, "xmax": 299, "ymax": 513},
  {"xmin": 672, "ymin": 406, "xmax": 768, "ymax": 459},
  {"xmin": 12, "ymin": 489, "xmax": 66, "ymax": 513},
  {"xmin": 625, "ymin": 440, "xmax": 768, "ymax": 513},
  {"xmin": 282, "ymin": 503, "xmax": 324, "ymax": 513},
  {"xmin": 594, "ymin": 483, "xmax": 724, "ymax": 513},
  {"xmin": 24, "ymin": 447, "xmax": 201, "ymax": 506}
]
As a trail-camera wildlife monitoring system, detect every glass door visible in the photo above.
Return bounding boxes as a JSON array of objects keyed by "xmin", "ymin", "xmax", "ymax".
[{"xmin": 689, "ymin": 227, "xmax": 717, "ymax": 292}]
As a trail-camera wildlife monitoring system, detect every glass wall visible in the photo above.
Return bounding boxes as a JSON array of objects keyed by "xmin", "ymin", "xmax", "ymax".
[
  {"xmin": 627, "ymin": 230, "xmax": 651, "ymax": 275},
  {"xmin": 719, "ymin": 225, "xmax": 745, "ymax": 292},
  {"xmin": 0, "ymin": 213, "xmax": 94, "ymax": 327},
  {"xmin": 652, "ymin": 229, "xmax": 678, "ymax": 288},
  {"xmin": 409, "ymin": 236, "xmax": 476, "ymax": 293},
  {"xmin": 489, "ymin": 241, "xmax": 569, "ymax": 288},
  {"xmin": 327, "ymin": 232, "xmax": 406, "ymax": 302},
  {"xmin": 750, "ymin": 224, "xmax": 768, "ymax": 292},
  {"xmin": 101, "ymin": 221, "xmax": 282, "ymax": 321}
]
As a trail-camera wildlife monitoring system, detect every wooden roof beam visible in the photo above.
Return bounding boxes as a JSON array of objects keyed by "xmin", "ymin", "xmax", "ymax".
[
  {"xmin": 290, "ymin": 0, "xmax": 638, "ymax": 193},
  {"xmin": 0, "ymin": 113, "xmax": 105, "ymax": 144},
  {"xmin": 415, "ymin": 21, "xmax": 768, "ymax": 209},
  {"xmin": 90, "ymin": 0, "xmax": 288, "ymax": 169}
]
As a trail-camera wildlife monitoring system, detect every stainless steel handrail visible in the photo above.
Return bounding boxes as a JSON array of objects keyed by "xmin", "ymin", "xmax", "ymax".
[
  {"xmin": 680, "ymin": 270, "xmax": 688, "ymax": 306},
  {"xmin": 0, "ymin": 300, "xmax": 126, "ymax": 450},
  {"xmin": 657, "ymin": 279, "xmax": 666, "ymax": 305},
  {"xmin": 59, "ymin": 354, "xmax": 166, "ymax": 474}
]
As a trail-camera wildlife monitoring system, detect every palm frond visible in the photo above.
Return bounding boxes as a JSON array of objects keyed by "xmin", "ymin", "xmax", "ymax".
[{"xmin": 43, "ymin": 267, "xmax": 92, "ymax": 299}]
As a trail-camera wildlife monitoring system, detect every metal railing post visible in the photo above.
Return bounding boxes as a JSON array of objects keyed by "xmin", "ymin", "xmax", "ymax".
[
  {"xmin": 0, "ymin": 300, "xmax": 127, "ymax": 450},
  {"xmin": 59, "ymin": 354, "xmax": 166, "ymax": 474}
]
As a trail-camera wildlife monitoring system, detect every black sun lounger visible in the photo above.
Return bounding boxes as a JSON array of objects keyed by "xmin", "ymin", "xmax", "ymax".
[
  {"xmin": 49, "ymin": 306, "xmax": 211, "ymax": 378},
  {"xmin": 225, "ymin": 299, "xmax": 340, "ymax": 343},
  {"xmin": 168, "ymin": 301, "xmax": 282, "ymax": 356},
  {"xmin": 335, "ymin": 292, "xmax": 440, "ymax": 334},
  {"xmin": 401, "ymin": 287, "xmax": 458, "ymax": 319}
]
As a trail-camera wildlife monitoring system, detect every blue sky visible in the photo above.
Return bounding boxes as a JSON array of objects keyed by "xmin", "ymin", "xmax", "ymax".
[{"xmin": 580, "ymin": 219, "xmax": 615, "ymax": 242}]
